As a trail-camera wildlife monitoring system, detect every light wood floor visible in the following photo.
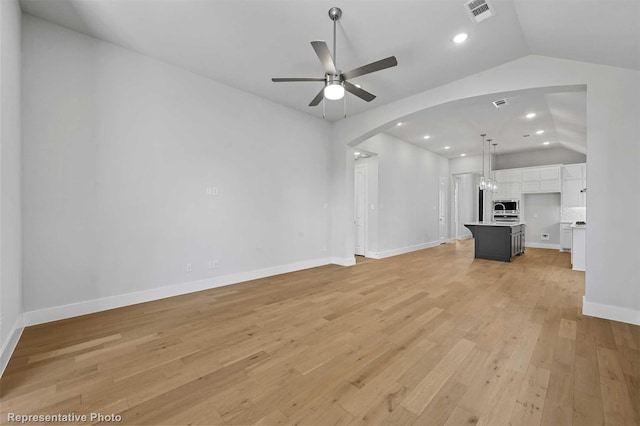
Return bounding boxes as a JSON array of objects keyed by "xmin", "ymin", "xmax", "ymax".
[{"xmin": 2, "ymin": 240, "xmax": 639, "ymax": 425}]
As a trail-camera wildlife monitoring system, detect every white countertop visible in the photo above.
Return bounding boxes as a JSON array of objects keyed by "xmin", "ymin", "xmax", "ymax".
[{"xmin": 464, "ymin": 221, "xmax": 525, "ymax": 227}]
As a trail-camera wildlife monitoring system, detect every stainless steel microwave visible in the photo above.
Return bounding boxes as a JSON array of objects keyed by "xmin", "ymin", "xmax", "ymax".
[{"xmin": 493, "ymin": 200, "xmax": 519, "ymax": 214}]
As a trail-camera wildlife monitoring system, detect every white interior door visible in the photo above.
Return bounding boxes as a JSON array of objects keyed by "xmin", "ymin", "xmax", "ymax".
[
  {"xmin": 439, "ymin": 177, "xmax": 448, "ymax": 243},
  {"xmin": 354, "ymin": 164, "xmax": 366, "ymax": 256},
  {"xmin": 454, "ymin": 179, "xmax": 460, "ymax": 239}
]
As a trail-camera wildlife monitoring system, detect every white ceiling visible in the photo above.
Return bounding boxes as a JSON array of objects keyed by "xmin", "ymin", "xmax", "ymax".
[
  {"xmin": 385, "ymin": 86, "xmax": 586, "ymax": 158},
  {"xmin": 18, "ymin": 0, "xmax": 638, "ymax": 154}
]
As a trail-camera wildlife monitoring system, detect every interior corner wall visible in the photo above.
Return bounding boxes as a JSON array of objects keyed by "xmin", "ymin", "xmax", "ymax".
[
  {"xmin": 495, "ymin": 147, "xmax": 586, "ymax": 170},
  {"xmin": 452, "ymin": 173, "xmax": 477, "ymax": 239},
  {"xmin": 358, "ymin": 133, "xmax": 449, "ymax": 256},
  {"xmin": 0, "ymin": 0, "xmax": 23, "ymax": 373},
  {"xmin": 21, "ymin": 15, "xmax": 332, "ymax": 317}
]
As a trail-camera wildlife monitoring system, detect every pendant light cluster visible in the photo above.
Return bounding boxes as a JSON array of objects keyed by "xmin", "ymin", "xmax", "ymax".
[{"xmin": 478, "ymin": 134, "xmax": 498, "ymax": 193}]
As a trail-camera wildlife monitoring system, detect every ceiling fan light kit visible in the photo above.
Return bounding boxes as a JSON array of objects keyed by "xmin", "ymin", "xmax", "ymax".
[
  {"xmin": 324, "ymin": 81, "xmax": 345, "ymax": 100},
  {"xmin": 271, "ymin": 7, "xmax": 398, "ymax": 116}
]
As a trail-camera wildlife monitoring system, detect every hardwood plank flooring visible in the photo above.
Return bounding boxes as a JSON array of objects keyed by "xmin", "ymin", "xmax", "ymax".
[{"xmin": 1, "ymin": 240, "xmax": 639, "ymax": 425}]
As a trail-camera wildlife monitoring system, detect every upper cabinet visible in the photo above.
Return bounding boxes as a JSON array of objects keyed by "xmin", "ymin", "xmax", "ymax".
[
  {"xmin": 492, "ymin": 164, "xmax": 583, "ymax": 202},
  {"xmin": 520, "ymin": 165, "xmax": 561, "ymax": 193},
  {"xmin": 493, "ymin": 169, "xmax": 522, "ymax": 199},
  {"xmin": 562, "ymin": 163, "xmax": 587, "ymax": 208}
]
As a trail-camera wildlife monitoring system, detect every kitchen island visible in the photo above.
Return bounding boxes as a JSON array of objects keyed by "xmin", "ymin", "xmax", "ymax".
[{"xmin": 464, "ymin": 222, "xmax": 526, "ymax": 262}]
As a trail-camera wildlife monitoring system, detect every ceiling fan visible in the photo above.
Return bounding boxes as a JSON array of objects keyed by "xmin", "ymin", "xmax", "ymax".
[{"xmin": 272, "ymin": 7, "xmax": 398, "ymax": 107}]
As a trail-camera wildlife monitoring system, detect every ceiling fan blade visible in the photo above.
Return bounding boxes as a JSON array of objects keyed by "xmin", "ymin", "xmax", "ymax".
[
  {"xmin": 343, "ymin": 81, "xmax": 376, "ymax": 102},
  {"xmin": 309, "ymin": 88, "xmax": 325, "ymax": 107},
  {"xmin": 311, "ymin": 41, "xmax": 337, "ymax": 75},
  {"xmin": 272, "ymin": 77, "xmax": 326, "ymax": 82},
  {"xmin": 342, "ymin": 56, "xmax": 398, "ymax": 80}
]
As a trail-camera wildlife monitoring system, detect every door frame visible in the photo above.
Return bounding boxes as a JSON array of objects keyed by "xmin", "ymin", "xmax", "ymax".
[
  {"xmin": 354, "ymin": 162, "xmax": 368, "ymax": 256},
  {"xmin": 439, "ymin": 176, "xmax": 448, "ymax": 243}
]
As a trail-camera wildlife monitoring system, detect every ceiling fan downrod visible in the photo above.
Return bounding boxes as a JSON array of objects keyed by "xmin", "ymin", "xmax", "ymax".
[{"xmin": 328, "ymin": 7, "xmax": 342, "ymax": 73}]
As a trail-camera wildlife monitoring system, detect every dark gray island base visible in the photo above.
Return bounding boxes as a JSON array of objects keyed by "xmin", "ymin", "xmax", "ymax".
[{"xmin": 464, "ymin": 222, "xmax": 526, "ymax": 262}]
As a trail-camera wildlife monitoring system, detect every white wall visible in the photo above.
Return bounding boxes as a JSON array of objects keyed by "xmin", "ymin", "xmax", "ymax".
[
  {"xmin": 495, "ymin": 147, "xmax": 586, "ymax": 170},
  {"xmin": 21, "ymin": 16, "xmax": 332, "ymax": 317},
  {"xmin": 332, "ymin": 55, "xmax": 640, "ymax": 325},
  {"xmin": 0, "ymin": 0, "xmax": 23, "ymax": 374},
  {"xmin": 449, "ymin": 155, "xmax": 482, "ymax": 175},
  {"xmin": 523, "ymin": 193, "xmax": 561, "ymax": 247},
  {"xmin": 453, "ymin": 174, "xmax": 478, "ymax": 239},
  {"xmin": 358, "ymin": 133, "xmax": 449, "ymax": 256}
]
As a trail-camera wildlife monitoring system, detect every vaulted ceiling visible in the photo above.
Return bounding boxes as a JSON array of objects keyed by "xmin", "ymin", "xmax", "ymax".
[{"xmin": 19, "ymin": 0, "xmax": 639, "ymax": 156}]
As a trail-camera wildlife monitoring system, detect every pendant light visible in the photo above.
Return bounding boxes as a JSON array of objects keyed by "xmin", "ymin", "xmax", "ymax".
[
  {"xmin": 485, "ymin": 137, "xmax": 493, "ymax": 191},
  {"xmin": 478, "ymin": 134, "xmax": 487, "ymax": 190},
  {"xmin": 490, "ymin": 141, "xmax": 498, "ymax": 193}
]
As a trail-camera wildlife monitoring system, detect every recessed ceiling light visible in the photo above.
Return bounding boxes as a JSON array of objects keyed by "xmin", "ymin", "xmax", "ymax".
[
  {"xmin": 354, "ymin": 151, "xmax": 360, "ymax": 155},
  {"xmin": 536, "ymin": 130, "xmax": 544, "ymax": 135},
  {"xmin": 526, "ymin": 113, "xmax": 536, "ymax": 119},
  {"xmin": 461, "ymin": 153, "xmax": 467, "ymax": 157},
  {"xmin": 396, "ymin": 122, "xmax": 403, "ymax": 126},
  {"xmin": 444, "ymin": 146, "xmax": 451, "ymax": 150},
  {"xmin": 543, "ymin": 141, "xmax": 550, "ymax": 145},
  {"xmin": 355, "ymin": 83, "xmax": 361, "ymax": 88},
  {"xmin": 423, "ymin": 135, "xmax": 430, "ymax": 140},
  {"xmin": 453, "ymin": 33, "xmax": 468, "ymax": 44}
]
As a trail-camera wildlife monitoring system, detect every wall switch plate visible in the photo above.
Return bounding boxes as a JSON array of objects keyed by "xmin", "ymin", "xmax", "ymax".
[
  {"xmin": 186, "ymin": 263, "xmax": 192, "ymax": 272},
  {"xmin": 541, "ymin": 233, "xmax": 550, "ymax": 240}
]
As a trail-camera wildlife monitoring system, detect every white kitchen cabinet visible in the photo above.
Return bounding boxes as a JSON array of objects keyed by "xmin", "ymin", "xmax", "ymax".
[
  {"xmin": 560, "ymin": 223, "xmax": 572, "ymax": 251},
  {"xmin": 563, "ymin": 164, "xmax": 584, "ymax": 180},
  {"xmin": 571, "ymin": 226, "xmax": 586, "ymax": 271},
  {"xmin": 539, "ymin": 167, "xmax": 561, "ymax": 181},
  {"xmin": 493, "ymin": 169, "xmax": 521, "ymax": 200},
  {"xmin": 521, "ymin": 169, "xmax": 540, "ymax": 182},
  {"xmin": 521, "ymin": 165, "xmax": 561, "ymax": 194},
  {"xmin": 562, "ymin": 179, "xmax": 584, "ymax": 207},
  {"xmin": 504, "ymin": 183, "xmax": 521, "ymax": 199},
  {"xmin": 562, "ymin": 163, "xmax": 586, "ymax": 208}
]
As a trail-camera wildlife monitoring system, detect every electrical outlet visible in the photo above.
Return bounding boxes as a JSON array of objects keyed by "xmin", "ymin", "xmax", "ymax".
[
  {"xmin": 186, "ymin": 263, "xmax": 192, "ymax": 272},
  {"xmin": 541, "ymin": 233, "xmax": 550, "ymax": 241}
]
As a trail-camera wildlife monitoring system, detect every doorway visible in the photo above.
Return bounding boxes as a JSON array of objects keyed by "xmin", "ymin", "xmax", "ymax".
[
  {"xmin": 439, "ymin": 177, "xmax": 448, "ymax": 243},
  {"xmin": 354, "ymin": 163, "xmax": 367, "ymax": 256}
]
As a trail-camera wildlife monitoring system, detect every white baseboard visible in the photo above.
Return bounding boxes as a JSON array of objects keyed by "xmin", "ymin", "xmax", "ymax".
[
  {"xmin": 23, "ymin": 257, "xmax": 332, "ymax": 327},
  {"xmin": 1, "ymin": 314, "xmax": 24, "ymax": 377},
  {"xmin": 456, "ymin": 235, "xmax": 472, "ymax": 241},
  {"xmin": 583, "ymin": 296, "xmax": 640, "ymax": 326},
  {"xmin": 330, "ymin": 257, "xmax": 356, "ymax": 266},
  {"xmin": 366, "ymin": 241, "xmax": 441, "ymax": 260},
  {"xmin": 525, "ymin": 242, "xmax": 561, "ymax": 250}
]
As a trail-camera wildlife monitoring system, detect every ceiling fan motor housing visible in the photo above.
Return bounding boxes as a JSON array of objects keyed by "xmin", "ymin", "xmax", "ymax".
[{"xmin": 326, "ymin": 74, "xmax": 343, "ymax": 84}]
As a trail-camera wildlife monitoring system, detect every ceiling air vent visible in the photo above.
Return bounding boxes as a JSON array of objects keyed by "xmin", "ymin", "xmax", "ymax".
[
  {"xmin": 492, "ymin": 98, "xmax": 508, "ymax": 108},
  {"xmin": 464, "ymin": 0, "xmax": 496, "ymax": 23}
]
